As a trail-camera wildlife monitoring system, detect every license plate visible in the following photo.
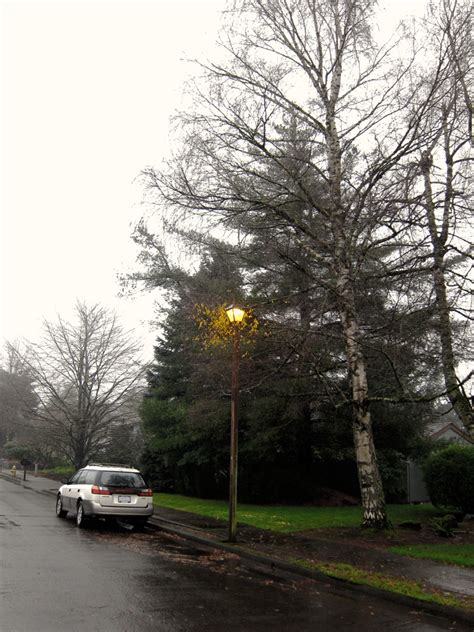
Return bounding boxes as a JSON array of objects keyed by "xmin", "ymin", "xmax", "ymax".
[{"xmin": 118, "ymin": 495, "xmax": 131, "ymax": 503}]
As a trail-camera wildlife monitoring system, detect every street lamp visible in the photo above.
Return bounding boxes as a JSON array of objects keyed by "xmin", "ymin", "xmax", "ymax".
[{"xmin": 225, "ymin": 303, "xmax": 245, "ymax": 542}]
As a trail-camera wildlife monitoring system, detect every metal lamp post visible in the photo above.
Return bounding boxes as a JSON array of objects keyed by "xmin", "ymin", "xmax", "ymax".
[{"xmin": 225, "ymin": 304, "xmax": 245, "ymax": 543}]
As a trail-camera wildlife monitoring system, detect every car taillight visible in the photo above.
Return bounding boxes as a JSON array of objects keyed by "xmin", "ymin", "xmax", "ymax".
[
  {"xmin": 138, "ymin": 489, "xmax": 153, "ymax": 497},
  {"xmin": 91, "ymin": 485, "xmax": 112, "ymax": 495}
]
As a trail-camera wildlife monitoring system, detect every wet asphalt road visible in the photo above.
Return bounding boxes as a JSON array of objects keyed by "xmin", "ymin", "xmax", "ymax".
[{"xmin": 0, "ymin": 479, "xmax": 470, "ymax": 631}]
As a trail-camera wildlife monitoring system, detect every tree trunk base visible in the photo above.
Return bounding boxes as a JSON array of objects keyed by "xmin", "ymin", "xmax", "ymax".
[{"xmin": 362, "ymin": 509, "xmax": 390, "ymax": 529}]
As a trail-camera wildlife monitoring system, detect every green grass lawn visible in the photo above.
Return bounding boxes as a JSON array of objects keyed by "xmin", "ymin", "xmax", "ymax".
[
  {"xmin": 294, "ymin": 560, "xmax": 473, "ymax": 610},
  {"xmin": 40, "ymin": 466, "xmax": 74, "ymax": 480},
  {"xmin": 389, "ymin": 544, "xmax": 474, "ymax": 568},
  {"xmin": 154, "ymin": 493, "xmax": 438, "ymax": 533}
]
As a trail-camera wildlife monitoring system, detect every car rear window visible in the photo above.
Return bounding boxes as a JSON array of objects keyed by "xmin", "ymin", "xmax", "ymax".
[{"xmin": 95, "ymin": 471, "xmax": 146, "ymax": 488}]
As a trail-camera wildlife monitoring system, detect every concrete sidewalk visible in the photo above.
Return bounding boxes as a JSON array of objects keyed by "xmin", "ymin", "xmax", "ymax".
[
  {"xmin": 1, "ymin": 470, "xmax": 473, "ymax": 624},
  {"xmin": 0, "ymin": 470, "xmax": 61, "ymax": 495}
]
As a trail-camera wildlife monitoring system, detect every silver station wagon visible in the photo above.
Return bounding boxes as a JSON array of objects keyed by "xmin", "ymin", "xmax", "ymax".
[{"xmin": 56, "ymin": 464, "xmax": 154, "ymax": 529}]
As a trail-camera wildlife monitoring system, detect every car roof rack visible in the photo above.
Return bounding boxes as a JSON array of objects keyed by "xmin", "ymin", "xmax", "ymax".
[{"xmin": 86, "ymin": 462, "xmax": 135, "ymax": 469}]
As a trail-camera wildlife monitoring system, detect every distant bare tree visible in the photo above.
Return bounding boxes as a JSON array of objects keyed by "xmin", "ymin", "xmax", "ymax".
[
  {"xmin": 16, "ymin": 303, "xmax": 146, "ymax": 468},
  {"xmin": 0, "ymin": 343, "xmax": 37, "ymax": 447}
]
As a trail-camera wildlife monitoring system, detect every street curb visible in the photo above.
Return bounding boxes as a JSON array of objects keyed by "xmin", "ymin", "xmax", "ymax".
[
  {"xmin": 2, "ymin": 473, "xmax": 472, "ymax": 626},
  {"xmin": 0, "ymin": 472, "xmax": 23, "ymax": 486},
  {"xmin": 148, "ymin": 516, "xmax": 474, "ymax": 626},
  {"xmin": 0, "ymin": 472, "xmax": 58, "ymax": 496}
]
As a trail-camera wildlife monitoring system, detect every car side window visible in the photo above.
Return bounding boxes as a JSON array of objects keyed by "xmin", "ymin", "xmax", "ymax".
[
  {"xmin": 76, "ymin": 471, "xmax": 88, "ymax": 484},
  {"xmin": 69, "ymin": 470, "xmax": 82, "ymax": 484},
  {"xmin": 84, "ymin": 470, "xmax": 96, "ymax": 485}
]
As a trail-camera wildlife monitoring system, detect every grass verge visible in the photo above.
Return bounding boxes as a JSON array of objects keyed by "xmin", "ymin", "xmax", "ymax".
[
  {"xmin": 154, "ymin": 493, "xmax": 438, "ymax": 533},
  {"xmin": 39, "ymin": 465, "xmax": 74, "ymax": 480},
  {"xmin": 389, "ymin": 544, "xmax": 474, "ymax": 568},
  {"xmin": 294, "ymin": 560, "xmax": 473, "ymax": 611}
]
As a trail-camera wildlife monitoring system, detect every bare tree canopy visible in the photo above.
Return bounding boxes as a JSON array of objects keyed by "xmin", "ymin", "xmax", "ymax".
[
  {"xmin": 411, "ymin": 0, "xmax": 473, "ymax": 436},
  {"xmin": 0, "ymin": 344, "xmax": 37, "ymax": 447},
  {"xmin": 14, "ymin": 302, "xmax": 147, "ymax": 469},
  {"xmin": 134, "ymin": 0, "xmax": 472, "ymax": 526}
]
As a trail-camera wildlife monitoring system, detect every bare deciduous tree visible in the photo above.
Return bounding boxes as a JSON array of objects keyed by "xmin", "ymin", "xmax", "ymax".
[
  {"xmin": 16, "ymin": 303, "xmax": 146, "ymax": 469},
  {"xmin": 139, "ymin": 0, "xmax": 460, "ymax": 526},
  {"xmin": 414, "ymin": 0, "xmax": 473, "ymax": 436},
  {"xmin": 0, "ymin": 343, "xmax": 37, "ymax": 447}
]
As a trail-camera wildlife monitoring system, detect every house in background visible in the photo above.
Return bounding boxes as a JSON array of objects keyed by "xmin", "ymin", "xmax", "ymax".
[
  {"xmin": 405, "ymin": 420, "xmax": 474, "ymax": 503},
  {"xmin": 429, "ymin": 422, "xmax": 474, "ymax": 444}
]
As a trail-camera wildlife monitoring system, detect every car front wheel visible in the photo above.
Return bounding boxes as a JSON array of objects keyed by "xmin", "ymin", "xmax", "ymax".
[
  {"xmin": 56, "ymin": 495, "xmax": 67, "ymax": 518},
  {"xmin": 76, "ymin": 501, "xmax": 88, "ymax": 528}
]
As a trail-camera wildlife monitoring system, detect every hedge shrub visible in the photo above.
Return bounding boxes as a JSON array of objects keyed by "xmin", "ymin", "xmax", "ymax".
[{"xmin": 423, "ymin": 444, "xmax": 474, "ymax": 513}]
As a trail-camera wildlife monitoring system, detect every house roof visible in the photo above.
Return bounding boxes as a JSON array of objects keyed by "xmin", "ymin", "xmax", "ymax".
[{"xmin": 429, "ymin": 422, "xmax": 474, "ymax": 444}]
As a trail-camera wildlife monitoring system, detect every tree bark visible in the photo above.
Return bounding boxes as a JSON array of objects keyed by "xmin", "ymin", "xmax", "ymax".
[
  {"xmin": 325, "ymin": 53, "xmax": 388, "ymax": 526},
  {"xmin": 421, "ymin": 152, "xmax": 474, "ymax": 438},
  {"xmin": 336, "ymin": 263, "xmax": 388, "ymax": 527}
]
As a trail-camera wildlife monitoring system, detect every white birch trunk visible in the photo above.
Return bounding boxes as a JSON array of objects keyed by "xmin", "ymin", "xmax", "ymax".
[
  {"xmin": 421, "ymin": 152, "xmax": 474, "ymax": 439},
  {"xmin": 326, "ymin": 63, "xmax": 388, "ymax": 526},
  {"xmin": 336, "ymin": 266, "xmax": 388, "ymax": 527}
]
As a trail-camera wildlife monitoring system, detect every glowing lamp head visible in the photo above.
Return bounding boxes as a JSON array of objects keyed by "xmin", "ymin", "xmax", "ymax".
[{"xmin": 225, "ymin": 305, "xmax": 245, "ymax": 323}]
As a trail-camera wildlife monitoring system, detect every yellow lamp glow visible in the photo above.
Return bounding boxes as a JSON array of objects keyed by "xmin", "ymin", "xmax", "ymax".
[{"xmin": 225, "ymin": 305, "xmax": 245, "ymax": 323}]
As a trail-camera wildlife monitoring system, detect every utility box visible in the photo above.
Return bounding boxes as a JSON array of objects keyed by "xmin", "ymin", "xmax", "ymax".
[{"xmin": 406, "ymin": 460, "xmax": 429, "ymax": 503}]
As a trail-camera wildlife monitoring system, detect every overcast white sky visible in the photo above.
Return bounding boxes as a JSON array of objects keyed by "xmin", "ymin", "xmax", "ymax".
[
  {"xmin": 1, "ymin": 0, "xmax": 224, "ymax": 355},
  {"xmin": 1, "ymin": 0, "xmax": 426, "ymax": 358}
]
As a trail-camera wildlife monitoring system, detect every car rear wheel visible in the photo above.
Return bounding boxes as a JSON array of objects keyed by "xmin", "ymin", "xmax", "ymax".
[
  {"xmin": 76, "ymin": 501, "xmax": 88, "ymax": 528},
  {"xmin": 56, "ymin": 495, "xmax": 67, "ymax": 518},
  {"xmin": 133, "ymin": 517, "xmax": 148, "ymax": 531}
]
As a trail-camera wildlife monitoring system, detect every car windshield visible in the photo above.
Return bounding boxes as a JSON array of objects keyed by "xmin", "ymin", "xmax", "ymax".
[{"xmin": 96, "ymin": 471, "xmax": 146, "ymax": 488}]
